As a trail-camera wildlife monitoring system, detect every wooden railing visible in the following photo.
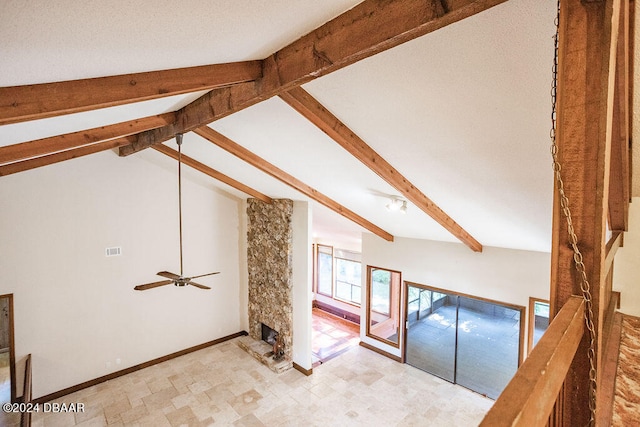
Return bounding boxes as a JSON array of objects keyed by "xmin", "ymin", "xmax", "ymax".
[
  {"xmin": 479, "ymin": 296, "xmax": 585, "ymax": 426},
  {"xmin": 20, "ymin": 354, "xmax": 32, "ymax": 427}
]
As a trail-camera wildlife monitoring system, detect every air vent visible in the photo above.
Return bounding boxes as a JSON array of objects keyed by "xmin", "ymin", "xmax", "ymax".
[{"xmin": 105, "ymin": 247, "xmax": 122, "ymax": 257}]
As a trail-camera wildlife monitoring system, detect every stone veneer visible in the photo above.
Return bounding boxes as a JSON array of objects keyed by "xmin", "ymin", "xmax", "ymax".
[{"xmin": 246, "ymin": 199, "xmax": 293, "ymax": 362}]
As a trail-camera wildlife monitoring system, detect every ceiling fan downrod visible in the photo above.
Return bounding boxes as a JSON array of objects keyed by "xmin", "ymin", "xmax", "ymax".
[
  {"xmin": 176, "ymin": 133, "xmax": 184, "ymax": 278},
  {"xmin": 133, "ymin": 133, "xmax": 219, "ymax": 291}
]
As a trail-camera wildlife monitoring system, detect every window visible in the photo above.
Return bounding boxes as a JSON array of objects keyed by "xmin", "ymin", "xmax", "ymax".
[
  {"xmin": 335, "ymin": 258, "xmax": 361, "ymax": 304},
  {"xmin": 314, "ymin": 245, "xmax": 362, "ymax": 306},
  {"xmin": 370, "ymin": 268, "xmax": 391, "ymax": 315},
  {"xmin": 534, "ymin": 301, "xmax": 550, "ymax": 318},
  {"xmin": 366, "ymin": 266, "xmax": 402, "ymax": 348},
  {"xmin": 528, "ymin": 297, "xmax": 550, "ymax": 353},
  {"xmin": 407, "ymin": 287, "xmax": 432, "ymax": 324},
  {"xmin": 316, "ymin": 245, "xmax": 333, "ymax": 297}
]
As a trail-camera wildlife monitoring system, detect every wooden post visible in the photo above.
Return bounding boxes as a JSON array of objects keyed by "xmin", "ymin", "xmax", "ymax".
[{"xmin": 551, "ymin": 0, "xmax": 620, "ymax": 425}]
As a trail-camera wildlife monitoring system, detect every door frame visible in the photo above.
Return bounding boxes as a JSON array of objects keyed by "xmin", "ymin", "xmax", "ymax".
[
  {"xmin": 0, "ymin": 294, "xmax": 16, "ymax": 403},
  {"xmin": 403, "ymin": 281, "xmax": 526, "ymax": 370}
]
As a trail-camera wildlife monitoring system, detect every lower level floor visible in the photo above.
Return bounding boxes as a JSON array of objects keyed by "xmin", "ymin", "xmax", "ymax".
[{"xmin": 29, "ymin": 338, "xmax": 492, "ymax": 426}]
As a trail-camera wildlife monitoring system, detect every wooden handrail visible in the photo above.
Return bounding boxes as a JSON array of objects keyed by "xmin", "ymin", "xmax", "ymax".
[
  {"xmin": 479, "ymin": 296, "xmax": 585, "ymax": 427},
  {"xmin": 20, "ymin": 354, "xmax": 32, "ymax": 427}
]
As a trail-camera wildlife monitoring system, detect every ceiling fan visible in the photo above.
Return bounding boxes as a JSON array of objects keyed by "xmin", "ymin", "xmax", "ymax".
[{"xmin": 135, "ymin": 134, "xmax": 219, "ymax": 291}]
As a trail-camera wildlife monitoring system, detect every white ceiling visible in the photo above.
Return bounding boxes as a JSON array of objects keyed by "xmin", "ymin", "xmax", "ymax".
[{"xmin": 1, "ymin": 0, "xmax": 635, "ymax": 253}]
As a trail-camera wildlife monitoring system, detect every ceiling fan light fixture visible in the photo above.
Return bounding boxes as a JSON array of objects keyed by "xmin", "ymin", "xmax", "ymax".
[{"xmin": 386, "ymin": 196, "xmax": 407, "ymax": 213}]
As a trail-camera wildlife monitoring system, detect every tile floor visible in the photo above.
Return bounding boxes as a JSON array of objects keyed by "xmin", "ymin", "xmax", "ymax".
[{"xmin": 29, "ymin": 338, "xmax": 492, "ymax": 426}]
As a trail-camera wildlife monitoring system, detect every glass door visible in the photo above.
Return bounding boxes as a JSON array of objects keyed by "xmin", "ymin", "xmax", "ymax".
[
  {"xmin": 455, "ymin": 297, "xmax": 521, "ymax": 399},
  {"xmin": 405, "ymin": 283, "xmax": 457, "ymax": 382},
  {"xmin": 404, "ymin": 283, "xmax": 524, "ymax": 399}
]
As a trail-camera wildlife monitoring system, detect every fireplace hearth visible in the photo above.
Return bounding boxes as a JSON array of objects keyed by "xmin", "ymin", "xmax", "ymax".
[{"xmin": 237, "ymin": 334, "xmax": 292, "ymax": 373}]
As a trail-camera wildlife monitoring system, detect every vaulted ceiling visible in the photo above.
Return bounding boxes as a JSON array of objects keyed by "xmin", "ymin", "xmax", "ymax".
[{"xmin": 1, "ymin": 0, "xmax": 635, "ymax": 253}]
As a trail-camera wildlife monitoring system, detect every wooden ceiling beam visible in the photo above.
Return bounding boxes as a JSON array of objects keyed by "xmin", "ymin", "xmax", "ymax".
[
  {"xmin": 152, "ymin": 143, "xmax": 272, "ymax": 203},
  {"xmin": 264, "ymin": 0, "xmax": 506, "ymax": 89},
  {"xmin": 0, "ymin": 113, "xmax": 174, "ymax": 165},
  {"xmin": 0, "ymin": 61, "xmax": 262, "ymax": 125},
  {"xmin": 0, "ymin": 137, "xmax": 134, "ymax": 177},
  {"xmin": 119, "ymin": 81, "xmax": 262, "ymax": 157},
  {"xmin": 120, "ymin": 0, "xmax": 507, "ymax": 156},
  {"xmin": 279, "ymin": 87, "xmax": 482, "ymax": 252},
  {"xmin": 193, "ymin": 126, "xmax": 394, "ymax": 242}
]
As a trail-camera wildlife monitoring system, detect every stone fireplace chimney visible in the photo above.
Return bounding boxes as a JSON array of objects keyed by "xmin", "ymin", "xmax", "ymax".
[{"xmin": 243, "ymin": 199, "xmax": 294, "ymax": 369}]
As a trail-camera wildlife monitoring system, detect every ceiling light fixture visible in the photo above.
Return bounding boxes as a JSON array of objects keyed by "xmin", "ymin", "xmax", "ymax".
[{"xmin": 386, "ymin": 197, "xmax": 408, "ymax": 214}]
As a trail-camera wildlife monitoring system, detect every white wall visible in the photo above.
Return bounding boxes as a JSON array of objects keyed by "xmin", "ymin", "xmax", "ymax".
[
  {"xmin": 291, "ymin": 201, "xmax": 312, "ymax": 370},
  {"xmin": 614, "ymin": 197, "xmax": 640, "ymax": 316},
  {"xmin": 0, "ymin": 149, "xmax": 245, "ymax": 398},
  {"xmin": 238, "ymin": 200, "xmax": 250, "ymax": 333},
  {"xmin": 361, "ymin": 234, "xmax": 551, "ymax": 357}
]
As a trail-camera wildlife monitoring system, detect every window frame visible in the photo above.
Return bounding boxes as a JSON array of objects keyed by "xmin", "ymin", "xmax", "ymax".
[
  {"xmin": 313, "ymin": 244, "xmax": 362, "ymax": 307},
  {"xmin": 315, "ymin": 244, "xmax": 334, "ymax": 298},
  {"xmin": 366, "ymin": 265, "xmax": 403, "ymax": 349},
  {"xmin": 333, "ymin": 256, "xmax": 362, "ymax": 306}
]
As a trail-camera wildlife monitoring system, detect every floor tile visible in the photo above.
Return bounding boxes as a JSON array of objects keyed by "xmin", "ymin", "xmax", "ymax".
[{"xmin": 31, "ymin": 330, "xmax": 493, "ymax": 426}]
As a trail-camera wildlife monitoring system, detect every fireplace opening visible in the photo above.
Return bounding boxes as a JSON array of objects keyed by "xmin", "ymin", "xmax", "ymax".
[{"xmin": 261, "ymin": 323, "xmax": 278, "ymax": 345}]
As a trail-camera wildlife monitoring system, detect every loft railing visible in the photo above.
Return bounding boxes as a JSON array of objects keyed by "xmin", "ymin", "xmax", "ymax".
[
  {"xmin": 479, "ymin": 296, "xmax": 585, "ymax": 426},
  {"xmin": 20, "ymin": 353, "xmax": 32, "ymax": 427}
]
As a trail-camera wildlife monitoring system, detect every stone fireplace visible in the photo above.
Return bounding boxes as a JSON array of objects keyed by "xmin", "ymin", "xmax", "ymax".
[{"xmin": 238, "ymin": 199, "xmax": 294, "ymax": 373}]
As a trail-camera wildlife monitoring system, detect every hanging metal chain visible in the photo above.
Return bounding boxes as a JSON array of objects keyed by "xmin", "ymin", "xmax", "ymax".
[{"xmin": 549, "ymin": 0, "xmax": 597, "ymax": 424}]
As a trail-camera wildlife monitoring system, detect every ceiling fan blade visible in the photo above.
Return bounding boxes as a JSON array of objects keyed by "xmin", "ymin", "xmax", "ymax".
[
  {"xmin": 187, "ymin": 271, "xmax": 220, "ymax": 280},
  {"xmin": 134, "ymin": 279, "xmax": 173, "ymax": 291},
  {"xmin": 157, "ymin": 271, "xmax": 181, "ymax": 280},
  {"xmin": 188, "ymin": 282, "xmax": 211, "ymax": 290}
]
